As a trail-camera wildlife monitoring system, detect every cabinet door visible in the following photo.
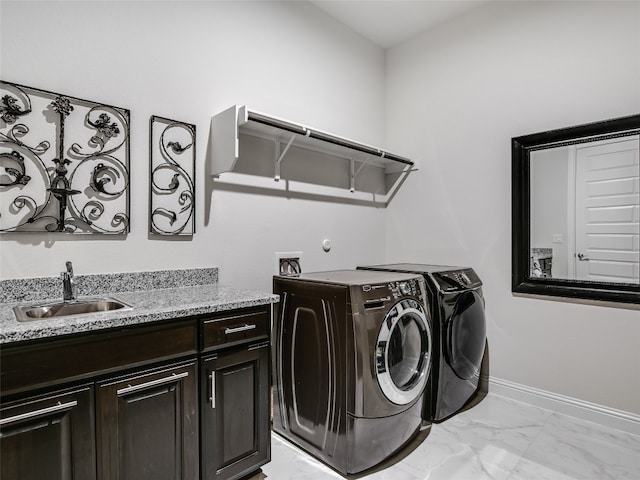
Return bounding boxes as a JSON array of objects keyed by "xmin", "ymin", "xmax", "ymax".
[
  {"xmin": 201, "ymin": 342, "xmax": 270, "ymax": 480},
  {"xmin": 0, "ymin": 385, "xmax": 96, "ymax": 480},
  {"xmin": 96, "ymin": 361, "xmax": 198, "ymax": 480}
]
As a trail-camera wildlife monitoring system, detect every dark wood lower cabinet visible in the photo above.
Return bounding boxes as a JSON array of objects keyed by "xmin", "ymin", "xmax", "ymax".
[
  {"xmin": 96, "ymin": 361, "xmax": 198, "ymax": 480},
  {"xmin": 0, "ymin": 385, "xmax": 96, "ymax": 480},
  {"xmin": 201, "ymin": 342, "xmax": 270, "ymax": 480},
  {"xmin": 0, "ymin": 305, "xmax": 272, "ymax": 480}
]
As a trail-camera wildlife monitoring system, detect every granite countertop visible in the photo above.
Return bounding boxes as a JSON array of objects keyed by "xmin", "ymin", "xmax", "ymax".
[{"xmin": 0, "ymin": 268, "xmax": 279, "ymax": 345}]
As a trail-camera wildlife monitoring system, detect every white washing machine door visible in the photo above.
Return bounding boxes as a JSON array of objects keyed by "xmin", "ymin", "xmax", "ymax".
[{"xmin": 376, "ymin": 298, "xmax": 432, "ymax": 405}]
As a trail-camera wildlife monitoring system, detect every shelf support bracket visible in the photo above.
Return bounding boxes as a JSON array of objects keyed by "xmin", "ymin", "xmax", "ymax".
[
  {"xmin": 350, "ymin": 158, "xmax": 355, "ymax": 192},
  {"xmin": 350, "ymin": 155, "xmax": 372, "ymax": 192},
  {"xmin": 274, "ymin": 134, "xmax": 297, "ymax": 182}
]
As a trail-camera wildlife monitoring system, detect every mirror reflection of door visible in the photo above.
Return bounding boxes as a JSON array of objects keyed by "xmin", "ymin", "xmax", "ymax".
[
  {"xmin": 529, "ymin": 134, "xmax": 639, "ymax": 284},
  {"xmin": 574, "ymin": 137, "xmax": 640, "ymax": 282}
]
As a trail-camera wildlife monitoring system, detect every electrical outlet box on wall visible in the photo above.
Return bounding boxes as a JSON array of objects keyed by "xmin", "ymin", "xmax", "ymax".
[{"xmin": 275, "ymin": 252, "xmax": 303, "ymax": 276}]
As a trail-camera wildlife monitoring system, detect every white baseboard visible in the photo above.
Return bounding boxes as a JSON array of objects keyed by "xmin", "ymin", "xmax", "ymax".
[{"xmin": 489, "ymin": 376, "xmax": 640, "ymax": 436}]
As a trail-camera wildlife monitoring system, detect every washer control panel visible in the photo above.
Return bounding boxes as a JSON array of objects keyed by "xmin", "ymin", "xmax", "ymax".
[
  {"xmin": 453, "ymin": 271, "xmax": 472, "ymax": 285},
  {"xmin": 432, "ymin": 268, "xmax": 482, "ymax": 292},
  {"xmin": 361, "ymin": 277, "xmax": 426, "ymax": 306},
  {"xmin": 389, "ymin": 279, "xmax": 418, "ymax": 299}
]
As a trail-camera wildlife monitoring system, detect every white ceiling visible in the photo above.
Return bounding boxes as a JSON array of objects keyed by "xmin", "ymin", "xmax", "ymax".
[{"xmin": 310, "ymin": 0, "xmax": 489, "ymax": 48}]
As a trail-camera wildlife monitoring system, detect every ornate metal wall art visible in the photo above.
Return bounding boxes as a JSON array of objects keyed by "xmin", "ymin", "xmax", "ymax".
[
  {"xmin": 0, "ymin": 81, "xmax": 130, "ymax": 233},
  {"xmin": 149, "ymin": 116, "xmax": 195, "ymax": 235}
]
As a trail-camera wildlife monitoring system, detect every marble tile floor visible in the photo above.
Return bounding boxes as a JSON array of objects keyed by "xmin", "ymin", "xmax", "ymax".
[{"xmin": 255, "ymin": 393, "xmax": 640, "ymax": 480}]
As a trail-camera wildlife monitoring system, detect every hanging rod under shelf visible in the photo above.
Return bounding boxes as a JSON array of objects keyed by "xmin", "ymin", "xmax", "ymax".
[{"xmin": 246, "ymin": 110, "xmax": 414, "ymax": 166}]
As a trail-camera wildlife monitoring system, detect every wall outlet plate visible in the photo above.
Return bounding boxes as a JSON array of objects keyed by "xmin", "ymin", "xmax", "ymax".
[{"xmin": 275, "ymin": 251, "xmax": 303, "ymax": 276}]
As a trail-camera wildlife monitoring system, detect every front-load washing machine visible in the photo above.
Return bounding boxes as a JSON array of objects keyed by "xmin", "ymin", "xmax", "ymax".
[
  {"xmin": 358, "ymin": 264, "xmax": 488, "ymax": 423},
  {"xmin": 272, "ymin": 270, "xmax": 434, "ymax": 475}
]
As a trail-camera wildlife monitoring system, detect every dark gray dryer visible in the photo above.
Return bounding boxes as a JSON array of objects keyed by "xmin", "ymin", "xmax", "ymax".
[
  {"xmin": 272, "ymin": 269, "xmax": 434, "ymax": 475},
  {"xmin": 358, "ymin": 264, "xmax": 488, "ymax": 422}
]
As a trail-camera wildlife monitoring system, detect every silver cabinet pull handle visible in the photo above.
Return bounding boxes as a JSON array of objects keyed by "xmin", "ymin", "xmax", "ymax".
[
  {"xmin": 203, "ymin": 311, "xmax": 259, "ymax": 325},
  {"xmin": 224, "ymin": 324, "xmax": 256, "ymax": 335},
  {"xmin": 248, "ymin": 341, "xmax": 269, "ymax": 351},
  {"xmin": 117, "ymin": 371, "xmax": 189, "ymax": 396},
  {"xmin": 210, "ymin": 371, "xmax": 216, "ymax": 409},
  {"xmin": 0, "ymin": 400, "xmax": 78, "ymax": 426}
]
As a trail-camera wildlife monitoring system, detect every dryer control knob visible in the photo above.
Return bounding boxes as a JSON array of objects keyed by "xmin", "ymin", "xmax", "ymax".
[{"xmin": 399, "ymin": 282, "xmax": 411, "ymax": 296}]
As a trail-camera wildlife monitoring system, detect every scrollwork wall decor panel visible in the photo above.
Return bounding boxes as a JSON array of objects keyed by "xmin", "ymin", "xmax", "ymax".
[
  {"xmin": 0, "ymin": 81, "xmax": 130, "ymax": 233},
  {"xmin": 149, "ymin": 115, "xmax": 195, "ymax": 235}
]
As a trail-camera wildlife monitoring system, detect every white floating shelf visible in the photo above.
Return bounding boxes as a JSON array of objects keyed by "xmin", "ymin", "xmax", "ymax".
[{"xmin": 209, "ymin": 105, "xmax": 417, "ymax": 205}]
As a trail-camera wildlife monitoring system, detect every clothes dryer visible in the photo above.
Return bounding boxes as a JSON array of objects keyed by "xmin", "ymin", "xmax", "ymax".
[
  {"xmin": 358, "ymin": 264, "xmax": 487, "ymax": 422},
  {"xmin": 272, "ymin": 270, "xmax": 434, "ymax": 474}
]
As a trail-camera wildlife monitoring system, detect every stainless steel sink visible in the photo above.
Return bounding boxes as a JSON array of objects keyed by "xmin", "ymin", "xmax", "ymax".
[{"xmin": 13, "ymin": 297, "xmax": 133, "ymax": 322}]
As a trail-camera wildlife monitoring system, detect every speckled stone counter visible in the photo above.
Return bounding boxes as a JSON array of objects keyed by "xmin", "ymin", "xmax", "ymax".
[{"xmin": 0, "ymin": 268, "xmax": 279, "ymax": 344}]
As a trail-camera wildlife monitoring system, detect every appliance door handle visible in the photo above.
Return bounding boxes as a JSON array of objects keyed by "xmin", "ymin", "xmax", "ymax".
[
  {"xmin": 224, "ymin": 324, "xmax": 256, "ymax": 335},
  {"xmin": 116, "ymin": 372, "xmax": 189, "ymax": 396},
  {"xmin": 0, "ymin": 400, "xmax": 78, "ymax": 426}
]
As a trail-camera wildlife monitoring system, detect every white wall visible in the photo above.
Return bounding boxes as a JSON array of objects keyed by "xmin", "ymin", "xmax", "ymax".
[
  {"xmin": 385, "ymin": 1, "xmax": 640, "ymax": 414},
  {"xmin": 0, "ymin": 1, "xmax": 388, "ymax": 291},
  {"xmin": 530, "ymin": 147, "xmax": 569, "ymax": 278}
]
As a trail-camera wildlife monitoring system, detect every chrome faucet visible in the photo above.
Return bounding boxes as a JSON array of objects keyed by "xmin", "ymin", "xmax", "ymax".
[{"xmin": 61, "ymin": 261, "xmax": 77, "ymax": 301}]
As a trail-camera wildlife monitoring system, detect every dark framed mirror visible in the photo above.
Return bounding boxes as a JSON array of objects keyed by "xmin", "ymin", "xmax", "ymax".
[{"xmin": 512, "ymin": 114, "xmax": 640, "ymax": 304}]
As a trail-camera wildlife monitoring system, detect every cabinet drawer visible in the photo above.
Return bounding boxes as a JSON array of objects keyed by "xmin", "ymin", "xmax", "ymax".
[
  {"xmin": 202, "ymin": 309, "xmax": 269, "ymax": 351},
  {"xmin": 1, "ymin": 320, "xmax": 198, "ymax": 398}
]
